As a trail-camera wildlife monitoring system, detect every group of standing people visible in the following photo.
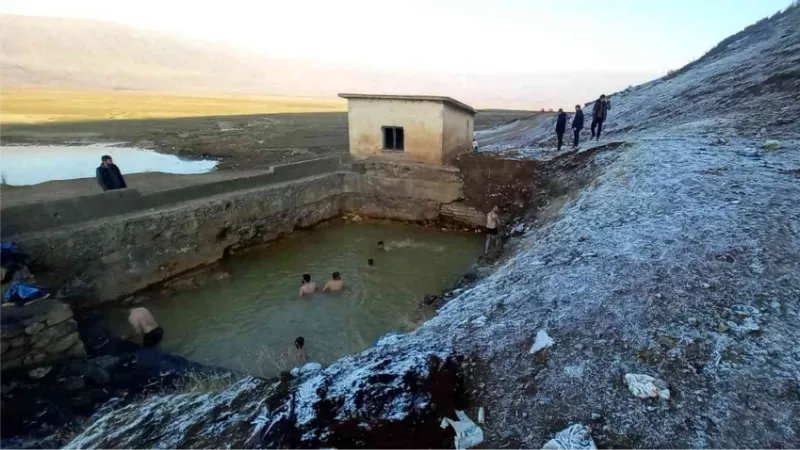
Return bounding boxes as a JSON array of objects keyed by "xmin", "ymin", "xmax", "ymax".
[{"xmin": 555, "ymin": 95, "xmax": 612, "ymax": 151}]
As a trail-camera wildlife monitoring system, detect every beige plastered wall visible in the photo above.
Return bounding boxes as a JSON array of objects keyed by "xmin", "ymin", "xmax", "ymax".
[
  {"xmin": 346, "ymin": 98, "xmax": 444, "ymax": 164},
  {"xmin": 442, "ymin": 103, "xmax": 474, "ymax": 163}
]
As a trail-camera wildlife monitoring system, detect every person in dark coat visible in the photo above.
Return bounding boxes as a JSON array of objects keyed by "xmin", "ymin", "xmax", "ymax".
[
  {"xmin": 96, "ymin": 155, "xmax": 127, "ymax": 191},
  {"xmin": 555, "ymin": 109, "xmax": 567, "ymax": 151},
  {"xmin": 591, "ymin": 94, "xmax": 611, "ymax": 140},
  {"xmin": 572, "ymin": 105, "xmax": 584, "ymax": 148}
]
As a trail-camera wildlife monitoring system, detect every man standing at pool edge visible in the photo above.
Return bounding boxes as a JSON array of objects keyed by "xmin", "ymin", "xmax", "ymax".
[
  {"xmin": 485, "ymin": 205, "xmax": 500, "ymax": 255},
  {"xmin": 96, "ymin": 155, "xmax": 127, "ymax": 191}
]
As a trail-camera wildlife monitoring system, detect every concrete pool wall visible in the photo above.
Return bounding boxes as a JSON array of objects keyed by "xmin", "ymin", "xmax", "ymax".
[{"xmin": 3, "ymin": 156, "xmax": 488, "ymax": 307}]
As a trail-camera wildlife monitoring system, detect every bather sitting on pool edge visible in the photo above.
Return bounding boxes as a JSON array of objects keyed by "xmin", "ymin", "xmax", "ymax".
[{"xmin": 322, "ymin": 271, "xmax": 344, "ymax": 292}]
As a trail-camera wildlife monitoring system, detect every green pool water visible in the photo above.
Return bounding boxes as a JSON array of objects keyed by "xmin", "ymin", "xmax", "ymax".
[{"xmin": 136, "ymin": 221, "xmax": 483, "ymax": 376}]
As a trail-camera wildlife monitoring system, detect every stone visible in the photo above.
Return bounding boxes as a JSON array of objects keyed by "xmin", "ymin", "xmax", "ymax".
[
  {"xmin": 542, "ymin": 424, "xmax": 596, "ymax": 449},
  {"xmin": 1, "ymin": 325, "xmax": 24, "ymax": 339},
  {"xmin": 624, "ymin": 373, "xmax": 671, "ymax": 400},
  {"xmin": 530, "ymin": 329, "xmax": 555, "ymax": 354},
  {"xmin": 3, "ymin": 358, "xmax": 22, "ymax": 370},
  {"xmin": 22, "ymin": 350, "xmax": 47, "ymax": 366},
  {"xmin": 24, "ymin": 321, "xmax": 45, "ymax": 335},
  {"xmin": 28, "ymin": 365, "xmax": 52, "ymax": 379},
  {"xmin": 422, "ymin": 294, "xmax": 440, "ymax": 306},
  {"xmin": 67, "ymin": 341, "xmax": 88, "ymax": 358},
  {"xmin": 47, "ymin": 332, "xmax": 81, "ymax": 355},
  {"xmin": 88, "ymin": 355, "xmax": 121, "ymax": 372},
  {"xmin": 62, "ymin": 375, "xmax": 86, "ymax": 391},
  {"xmin": 10, "ymin": 335, "xmax": 28, "ymax": 348},
  {"xmin": 45, "ymin": 302, "xmax": 74, "ymax": 326},
  {"xmin": 84, "ymin": 365, "xmax": 110, "ymax": 384},
  {"xmin": 32, "ymin": 319, "xmax": 79, "ymax": 349},
  {"xmin": 4, "ymin": 346, "xmax": 26, "ymax": 360}
]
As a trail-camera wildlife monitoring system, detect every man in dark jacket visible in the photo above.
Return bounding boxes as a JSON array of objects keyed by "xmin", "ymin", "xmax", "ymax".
[
  {"xmin": 96, "ymin": 155, "xmax": 127, "ymax": 191},
  {"xmin": 572, "ymin": 105, "xmax": 584, "ymax": 148},
  {"xmin": 591, "ymin": 94, "xmax": 611, "ymax": 140},
  {"xmin": 555, "ymin": 109, "xmax": 567, "ymax": 151}
]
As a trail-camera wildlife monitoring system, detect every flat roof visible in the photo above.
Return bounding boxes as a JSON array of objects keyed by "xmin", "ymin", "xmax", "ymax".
[{"xmin": 338, "ymin": 93, "xmax": 477, "ymax": 115}]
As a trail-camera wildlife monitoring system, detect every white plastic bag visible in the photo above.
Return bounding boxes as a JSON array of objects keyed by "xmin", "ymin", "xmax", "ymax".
[{"xmin": 440, "ymin": 410, "xmax": 484, "ymax": 449}]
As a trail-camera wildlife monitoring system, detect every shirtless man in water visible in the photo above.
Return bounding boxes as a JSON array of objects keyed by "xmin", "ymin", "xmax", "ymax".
[
  {"xmin": 126, "ymin": 307, "xmax": 163, "ymax": 347},
  {"xmin": 485, "ymin": 205, "xmax": 500, "ymax": 254},
  {"xmin": 322, "ymin": 271, "xmax": 344, "ymax": 292},
  {"xmin": 299, "ymin": 273, "xmax": 317, "ymax": 296}
]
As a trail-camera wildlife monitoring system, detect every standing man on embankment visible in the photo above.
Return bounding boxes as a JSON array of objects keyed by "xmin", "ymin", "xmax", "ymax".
[
  {"xmin": 555, "ymin": 109, "xmax": 567, "ymax": 151},
  {"xmin": 96, "ymin": 155, "xmax": 127, "ymax": 191},
  {"xmin": 572, "ymin": 105, "xmax": 584, "ymax": 148},
  {"xmin": 591, "ymin": 94, "xmax": 611, "ymax": 141}
]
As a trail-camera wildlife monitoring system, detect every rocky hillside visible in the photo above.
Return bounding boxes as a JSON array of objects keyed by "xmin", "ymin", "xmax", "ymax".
[{"xmin": 67, "ymin": 5, "xmax": 800, "ymax": 449}]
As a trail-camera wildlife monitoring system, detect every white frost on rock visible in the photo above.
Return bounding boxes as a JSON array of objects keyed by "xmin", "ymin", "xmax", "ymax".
[
  {"xmin": 542, "ymin": 424, "xmax": 597, "ymax": 449},
  {"xmin": 530, "ymin": 329, "xmax": 555, "ymax": 354},
  {"xmin": 440, "ymin": 410, "xmax": 484, "ymax": 450},
  {"xmin": 624, "ymin": 373, "xmax": 671, "ymax": 400}
]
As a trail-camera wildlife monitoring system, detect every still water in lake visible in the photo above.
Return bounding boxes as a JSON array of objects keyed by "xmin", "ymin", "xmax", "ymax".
[
  {"xmin": 134, "ymin": 221, "xmax": 482, "ymax": 376},
  {"xmin": 0, "ymin": 143, "xmax": 217, "ymax": 185}
]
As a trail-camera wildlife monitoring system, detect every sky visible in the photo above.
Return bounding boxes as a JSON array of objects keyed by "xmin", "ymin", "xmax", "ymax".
[{"xmin": 0, "ymin": 0, "xmax": 791, "ymax": 77}]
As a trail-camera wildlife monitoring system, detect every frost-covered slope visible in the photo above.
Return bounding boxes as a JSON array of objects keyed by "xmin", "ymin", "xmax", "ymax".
[{"xmin": 69, "ymin": 6, "xmax": 800, "ymax": 449}]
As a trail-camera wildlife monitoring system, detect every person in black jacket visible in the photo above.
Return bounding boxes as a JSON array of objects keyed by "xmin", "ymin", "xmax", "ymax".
[
  {"xmin": 572, "ymin": 105, "xmax": 584, "ymax": 148},
  {"xmin": 555, "ymin": 109, "xmax": 567, "ymax": 151},
  {"xmin": 96, "ymin": 155, "xmax": 127, "ymax": 191},
  {"xmin": 591, "ymin": 94, "xmax": 611, "ymax": 140}
]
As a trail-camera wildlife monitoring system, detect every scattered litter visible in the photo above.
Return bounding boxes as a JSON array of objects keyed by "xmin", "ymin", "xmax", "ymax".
[
  {"xmin": 440, "ymin": 410, "xmax": 484, "ymax": 449},
  {"xmin": 762, "ymin": 140, "xmax": 782, "ymax": 150},
  {"xmin": 530, "ymin": 329, "xmax": 555, "ymax": 354},
  {"xmin": 625, "ymin": 373, "xmax": 671, "ymax": 400},
  {"xmin": 542, "ymin": 424, "xmax": 596, "ymax": 449},
  {"xmin": 477, "ymin": 407, "xmax": 486, "ymax": 424}
]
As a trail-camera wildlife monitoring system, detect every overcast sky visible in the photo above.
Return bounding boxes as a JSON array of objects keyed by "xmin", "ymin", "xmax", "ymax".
[{"xmin": 1, "ymin": 0, "xmax": 790, "ymax": 76}]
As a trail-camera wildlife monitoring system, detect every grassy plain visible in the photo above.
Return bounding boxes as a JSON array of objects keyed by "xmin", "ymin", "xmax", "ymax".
[{"xmin": 0, "ymin": 89, "xmax": 346, "ymax": 124}]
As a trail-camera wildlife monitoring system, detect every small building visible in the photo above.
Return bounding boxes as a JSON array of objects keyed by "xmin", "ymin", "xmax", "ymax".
[{"xmin": 338, "ymin": 93, "xmax": 476, "ymax": 165}]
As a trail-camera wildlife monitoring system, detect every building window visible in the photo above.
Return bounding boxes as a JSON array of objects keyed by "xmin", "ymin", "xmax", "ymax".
[{"xmin": 382, "ymin": 126, "xmax": 404, "ymax": 151}]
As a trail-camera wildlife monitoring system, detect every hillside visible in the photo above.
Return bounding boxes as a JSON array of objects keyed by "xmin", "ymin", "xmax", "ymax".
[
  {"xmin": 0, "ymin": 15, "xmax": 654, "ymax": 109},
  {"xmin": 31, "ymin": 4, "xmax": 800, "ymax": 449}
]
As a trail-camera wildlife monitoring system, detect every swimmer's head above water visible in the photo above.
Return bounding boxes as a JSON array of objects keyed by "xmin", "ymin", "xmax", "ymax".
[
  {"xmin": 377, "ymin": 241, "xmax": 385, "ymax": 249},
  {"xmin": 295, "ymin": 336, "xmax": 305, "ymax": 349},
  {"xmin": 302, "ymin": 273, "xmax": 311, "ymax": 284},
  {"xmin": 367, "ymin": 258, "xmax": 374, "ymax": 266},
  {"xmin": 332, "ymin": 271, "xmax": 341, "ymax": 280}
]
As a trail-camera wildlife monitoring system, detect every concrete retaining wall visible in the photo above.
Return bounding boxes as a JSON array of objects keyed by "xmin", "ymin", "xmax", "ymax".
[
  {"xmin": 9, "ymin": 158, "xmax": 478, "ymax": 307},
  {"xmin": 1, "ymin": 157, "xmax": 341, "ymax": 236}
]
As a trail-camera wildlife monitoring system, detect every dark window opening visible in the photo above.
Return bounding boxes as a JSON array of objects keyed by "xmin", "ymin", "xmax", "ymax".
[{"xmin": 382, "ymin": 126, "xmax": 404, "ymax": 150}]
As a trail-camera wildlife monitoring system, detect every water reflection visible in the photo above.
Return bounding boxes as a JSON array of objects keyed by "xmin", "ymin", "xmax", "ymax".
[{"xmin": 0, "ymin": 143, "xmax": 217, "ymax": 185}]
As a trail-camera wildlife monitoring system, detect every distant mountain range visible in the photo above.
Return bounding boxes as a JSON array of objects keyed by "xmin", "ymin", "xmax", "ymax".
[{"xmin": 0, "ymin": 14, "xmax": 658, "ymax": 109}]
